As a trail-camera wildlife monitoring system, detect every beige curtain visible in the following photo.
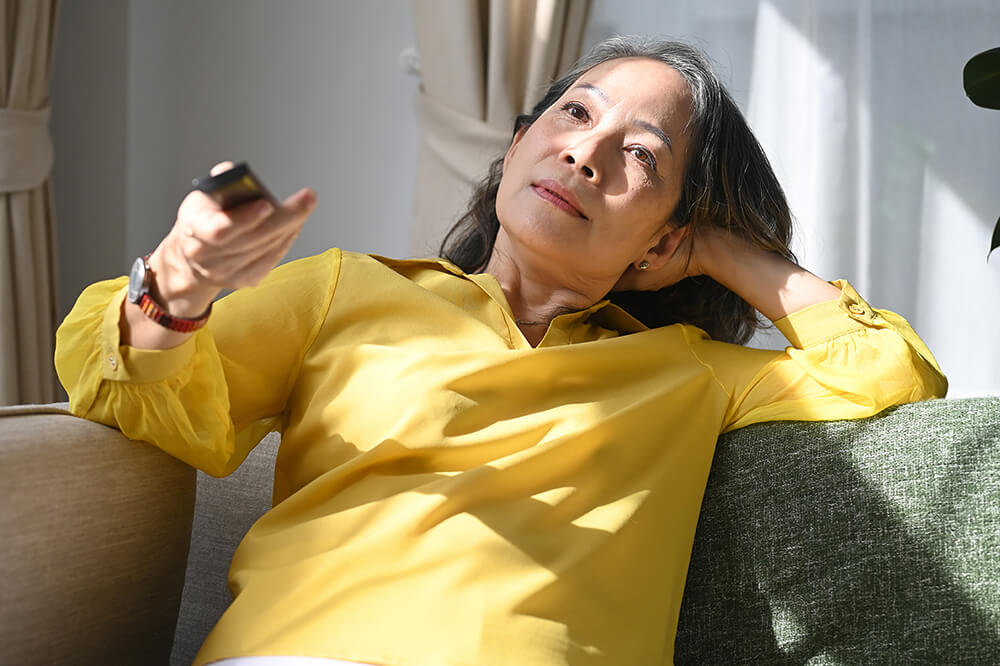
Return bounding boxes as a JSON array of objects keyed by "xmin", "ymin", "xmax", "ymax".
[
  {"xmin": 0, "ymin": 0, "xmax": 60, "ymax": 405},
  {"xmin": 410, "ymin": 0, "xmax": 590, "ymax": 256}
]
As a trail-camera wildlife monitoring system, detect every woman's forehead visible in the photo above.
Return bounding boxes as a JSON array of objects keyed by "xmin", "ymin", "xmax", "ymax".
[{"xmin": 572, "ymin": 57, "xmax": 692, "ymax": 113}]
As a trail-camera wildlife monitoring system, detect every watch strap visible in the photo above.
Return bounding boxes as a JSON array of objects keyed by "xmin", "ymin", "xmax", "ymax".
[{"xmin": 137, "ymin": 292, "xmax": 212, "ymax": 333}]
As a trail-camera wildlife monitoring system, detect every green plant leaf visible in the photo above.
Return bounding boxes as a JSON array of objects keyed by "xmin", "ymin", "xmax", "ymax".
[
  {"xmin": 991, "ymin": 215, "xmax": 1000, "ymax": 261},
  {"xmin": 964, "ymin": 47, "xmax": 1000, "ymax": 109}
]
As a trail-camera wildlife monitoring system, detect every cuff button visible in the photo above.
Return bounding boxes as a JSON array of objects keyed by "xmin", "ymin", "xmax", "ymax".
[{"xmin": 107, "ymin": 355, "xmax": 118, "ymax": 370}]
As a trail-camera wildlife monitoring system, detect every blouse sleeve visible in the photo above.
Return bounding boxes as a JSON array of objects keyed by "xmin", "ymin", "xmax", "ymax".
[
  {"xmin": 54, "ymin": 248, "xmax": 342, "ymax": 477},
  {"xmin": 683, "ymin": 280, "xmax": 948, "ymax": 433}
]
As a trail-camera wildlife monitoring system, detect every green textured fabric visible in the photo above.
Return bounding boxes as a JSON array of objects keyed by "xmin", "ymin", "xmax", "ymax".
[{"xmin": 675, "ymin": 397, "xmax": 1000, "ymax": 665}]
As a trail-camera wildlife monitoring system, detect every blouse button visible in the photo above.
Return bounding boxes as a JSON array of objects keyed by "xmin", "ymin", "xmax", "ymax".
[
  {"xmin": 107, "ymin": 355, "xmax": 118, "ymax": 370},
  {"xmin": 848, "ymin": 304, "xmax": 865, "ymax": 315}
]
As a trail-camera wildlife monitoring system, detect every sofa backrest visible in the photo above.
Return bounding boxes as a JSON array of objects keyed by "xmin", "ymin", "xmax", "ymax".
[
  {"xmin": 675, "ymin": 397, "xmax": 1000, "ymax": 664},
  {"xmin": 171, "ymin": 432, "xmax": 279, "ymax": 666},
  {"xmin": 170, "ymin": 397, "xmax": 1000, "ymax": 665}
]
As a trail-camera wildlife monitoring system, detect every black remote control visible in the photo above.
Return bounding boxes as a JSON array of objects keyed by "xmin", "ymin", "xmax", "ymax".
[{"xmin": 192, "ymin": 162, "xmax": 278, "ymax": 210}]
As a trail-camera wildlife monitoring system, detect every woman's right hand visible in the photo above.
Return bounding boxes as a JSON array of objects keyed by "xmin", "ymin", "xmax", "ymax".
[{"xmin": 121, "ymin": 161, "xmax": 318, "ymax": 348}]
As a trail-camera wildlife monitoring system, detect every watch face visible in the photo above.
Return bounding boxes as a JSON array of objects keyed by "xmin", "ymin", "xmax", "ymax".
[{"xmin": 127, "ymin": 256, "xmax": 147, "ymax": 304}]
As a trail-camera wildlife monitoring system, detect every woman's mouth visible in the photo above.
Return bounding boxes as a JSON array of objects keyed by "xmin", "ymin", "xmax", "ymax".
[{"xmin": 532, "ymin": 181, "xmax": 586, "ymax": 219}]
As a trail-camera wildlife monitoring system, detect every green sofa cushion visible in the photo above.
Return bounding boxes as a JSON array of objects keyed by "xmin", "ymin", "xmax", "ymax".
[{"xmin": 675, "ymin": 397, "xmax": 1000, "ymax": 664}]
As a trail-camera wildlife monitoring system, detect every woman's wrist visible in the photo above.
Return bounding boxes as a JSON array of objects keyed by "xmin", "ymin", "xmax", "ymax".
[
  {"xmin": 689, "ymin": 225, "xmax": 737, "ymax": 281},
  {"xmin": 147, "ymin": 239, "xmax": 219, "ymax": 318},
  {"xmin": 697, "ymin": 229, "xmax": 839, "ymax": 321},
  {"xmin": 118, "ymin": 239, "xmax": 220, "ymax": 350}
]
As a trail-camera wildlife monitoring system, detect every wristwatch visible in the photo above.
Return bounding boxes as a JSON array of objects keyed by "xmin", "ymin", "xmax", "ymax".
[{"xmin": 127, "ymin": 255, "xmax": 211, "ymax": 333}]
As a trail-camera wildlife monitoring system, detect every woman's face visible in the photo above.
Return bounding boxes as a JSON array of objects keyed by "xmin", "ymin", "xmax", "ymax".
[{"xmin": 495, "ymin": 57, "xmax": 694, "ymax": 291}]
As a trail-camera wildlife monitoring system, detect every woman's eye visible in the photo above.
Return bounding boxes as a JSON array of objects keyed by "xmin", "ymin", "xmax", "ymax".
[
  {"xmin": 561, "ymin": 102, "xmax": 588, "ymax": 121},
  {"xmin": 629, "ymin": 146, "xmax": 656, "ymax": 170}
]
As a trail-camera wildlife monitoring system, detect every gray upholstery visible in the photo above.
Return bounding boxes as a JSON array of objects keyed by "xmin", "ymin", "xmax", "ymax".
[
  {"xmin": 171, "ymin": 433, "xmax": 278, "ymax": 666},
  {"xmin": 2, "ymin": 397, "xmax": 998, "ymax": 665}
]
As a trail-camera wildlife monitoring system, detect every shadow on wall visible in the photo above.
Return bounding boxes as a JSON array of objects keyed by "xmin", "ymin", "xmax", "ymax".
[{"xmin": 676, "ymin": 397, "xmax": 1000, "ymax": 664}]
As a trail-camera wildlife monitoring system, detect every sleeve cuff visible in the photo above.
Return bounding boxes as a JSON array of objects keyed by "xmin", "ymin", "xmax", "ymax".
[
  {"xmin": 100, "ymin": 284, "xmax": 199, "ymax": 383},
  {"xmin": 772, "ymin": 279, "xmax": 888, "ymax": 348}
]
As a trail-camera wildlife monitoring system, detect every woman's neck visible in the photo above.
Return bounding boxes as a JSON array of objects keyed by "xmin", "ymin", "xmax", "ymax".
[{"xmin": 482, "ymin": 233, "xmax": 604, "ymax": 342}]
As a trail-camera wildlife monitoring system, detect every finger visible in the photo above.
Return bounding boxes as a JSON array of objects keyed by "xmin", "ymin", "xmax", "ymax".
[
  {"xmin": 177, "ymin": 163, "xmax": 240, "ymax": 216},
  {"xmin": 205, "ymin": 222, "xmax": 299, "ymax": 289},
  {"xmin": 228, "ymin": 186, "xmax": 314, "ymax": 247},
  {"xmin": 209, "ymin": 186, "xmax": 313, "ymax": 249},
  {"xmin": 189, "ymin": 211, "xmax": 300, "ymax": 267},
  {"xmin": 175, "ymin": 185, "xmax": 315, "ymax": 287},
  {"xmin": 186, "ymin": 197, "xmax": 274, "ymax": 246},
  {"xmin": 210, "ymin": 160, "xmax": 236, "ymax": 177},
  {"xmin": 228, "ymin": 192, "xmax": 312, "ymax": 284},
  {"xmin": 178, "ymin": 227, "xmax": 281, "ymax": 287},
  {"xmin": 179, "ymin": 196, "xmax": 307, "ymax": 281},
  {"xmin": 177, "ymin": 188, "xmax": 222, "ymax": 218},
  {"xmin": 226, "ymin": 196, "xmax": 276, "ymax": 229},
  {"xmin": 230, "ymin": 221, "xmax": 304, "ymax": 287},
  {"xmin": 212, "ymin": 186, "xmax": 314, "ymax": 237},
  {"xmin": 281, "ymin": 187, "xmax": 317, "ymax": 214},
  {"xmin": 177, "ymin": 247, "xmax": 227, "ymax": 288}
]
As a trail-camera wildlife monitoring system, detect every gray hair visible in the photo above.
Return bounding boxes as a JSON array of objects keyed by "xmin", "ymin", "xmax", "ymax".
[
  {"xmin": 534, "ymin": 36, "xmax": 715, "ymax": 156},
  {"xmin": 440, "ymin": 36, "xmax": 795, "ymax": 344}
]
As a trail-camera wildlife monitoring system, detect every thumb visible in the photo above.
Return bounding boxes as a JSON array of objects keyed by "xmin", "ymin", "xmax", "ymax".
[{"xmin": 209, "ymin": 160, "xmax": 236, "ymax": 177}]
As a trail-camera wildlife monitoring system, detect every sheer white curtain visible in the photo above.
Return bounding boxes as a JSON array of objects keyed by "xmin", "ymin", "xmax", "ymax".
[{"xmin": 585, "ymin": 0, "xmax": 1000, "ymax": 398}]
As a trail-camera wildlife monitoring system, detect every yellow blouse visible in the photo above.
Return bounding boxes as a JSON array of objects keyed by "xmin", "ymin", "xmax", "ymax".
[{"xmin": 55, "ymin": 249, "xmax": 946, "ymax": 665}]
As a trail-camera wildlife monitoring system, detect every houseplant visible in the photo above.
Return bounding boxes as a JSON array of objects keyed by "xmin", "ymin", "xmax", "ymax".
[{"xmin": 963, "ymin": 47, "xmax": 1000, "ymax": 258}]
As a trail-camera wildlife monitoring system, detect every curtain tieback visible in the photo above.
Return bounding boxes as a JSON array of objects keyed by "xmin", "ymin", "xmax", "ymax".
[
  {"xmin": 416, "ymin": 92, "xmax": 511, "ymax": 183},
  {"xmin": 0, "ymin": 106, "xmax": 54, "ymax": 194}
]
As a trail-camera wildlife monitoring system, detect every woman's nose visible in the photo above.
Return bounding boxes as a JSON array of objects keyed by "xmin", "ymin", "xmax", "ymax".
[
  {"xmin": 561, "ymin": 139, "xmax": 603, "ymax": 182},
  {"xmin": 563, "ymin": 153, "xmax": 596, "ymax": 179}
]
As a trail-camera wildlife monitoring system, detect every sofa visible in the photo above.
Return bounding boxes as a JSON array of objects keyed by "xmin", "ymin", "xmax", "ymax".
[{"xmin": 2, "ymin": 397, "xmax": 998, "ymax": 665}]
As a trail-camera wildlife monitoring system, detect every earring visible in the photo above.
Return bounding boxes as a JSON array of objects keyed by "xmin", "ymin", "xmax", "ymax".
[{"xmin": 638, "ymin": 260, "xmax": 650, "ymax": 270}]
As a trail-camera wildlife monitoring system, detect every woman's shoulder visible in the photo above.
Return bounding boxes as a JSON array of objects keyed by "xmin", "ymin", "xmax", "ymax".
[{"xmin": 273, "ymin": 247, "xmax": 344, "ymax": 275}]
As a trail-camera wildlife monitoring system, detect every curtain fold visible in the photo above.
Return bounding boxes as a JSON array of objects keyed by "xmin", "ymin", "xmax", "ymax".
[
  {"xmin": 410, "ymin": 0, "xmax": 590, "ymax": 256},
  {"xmin": 0, "ymin": 0, "xmax": 60, "ymax": 405}
]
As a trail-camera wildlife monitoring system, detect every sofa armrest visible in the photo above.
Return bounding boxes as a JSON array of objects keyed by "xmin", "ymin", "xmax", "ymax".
[{"xmin": 1, "ymin": 404, "xmax": 196, "ymax": 665}]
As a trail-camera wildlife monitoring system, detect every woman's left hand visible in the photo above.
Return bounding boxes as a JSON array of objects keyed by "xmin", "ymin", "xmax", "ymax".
[{"xmin": 615, "ymin": 223, "xmax": 842, "ymax": 321}]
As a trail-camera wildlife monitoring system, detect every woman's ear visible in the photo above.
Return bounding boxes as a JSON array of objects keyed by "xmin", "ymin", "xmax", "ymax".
[
  {"xmin": 640, "ymin": 224, "xmax": 691, "ymax": 270},
  {"xmin": 614, "ymin": 224, "xmax": 695, "ymax": 293}
]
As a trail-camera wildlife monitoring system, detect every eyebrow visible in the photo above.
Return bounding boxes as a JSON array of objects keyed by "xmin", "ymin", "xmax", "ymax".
[{"xmin": 571, "ymin": 83, "xmax": 673, "ymax": 152}]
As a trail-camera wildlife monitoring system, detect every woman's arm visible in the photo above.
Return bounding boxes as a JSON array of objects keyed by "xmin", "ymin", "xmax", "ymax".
[
  {"xmin": 56, "ymin": 249, "xmax": 341, "ymax": 477},
  {"xmin": 695, "ymin": 228, "xmax": 841, "ymax": 322},
  {"xmin": 55, "ymin": 161, "xmax": 321, "ymax": 477},
  {"xmin": 122, "ymin": 161, "xmax": 316, "ymax": 350},
  {"xmin": 617, "ymin": 224, "xmax": 946, "ymax": 427},
  {"xmin": 615, "ymin": 224, "xmax": 840, "ymax": 321},
  {"xmin": 660, "ymin": 228, "xmax": 947, "ymax": 429}
]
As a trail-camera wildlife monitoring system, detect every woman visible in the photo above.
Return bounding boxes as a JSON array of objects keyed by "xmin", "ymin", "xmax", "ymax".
[{"xmin": 56, "ymin": 37, "xmax": 946, "ymax": 665}]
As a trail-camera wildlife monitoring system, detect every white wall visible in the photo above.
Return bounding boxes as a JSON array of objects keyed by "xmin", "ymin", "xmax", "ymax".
[
  {"xmin": 52, "ymin": 0, "xmax": 420, "ymax": 320},
  {"xmin": 50, "ymin": 0, "xmax": 130, "ymax": 320},
  {"xmin": 584, "ymin": 0, "xmax": 1000, "ymax": 398},
  {"xmin": 51, "ymin": 1, "xmax": 999, "ymax": 397}
]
